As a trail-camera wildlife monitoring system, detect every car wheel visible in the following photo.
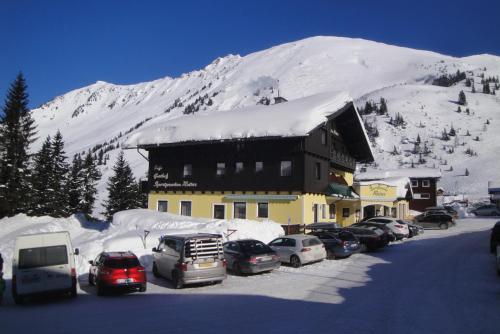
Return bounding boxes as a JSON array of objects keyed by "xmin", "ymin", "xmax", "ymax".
[
  {"xmin": 88, "ymin": 273, "xmax": 94, "ymax": 286},
  {"xmin": 439, "ymin": 223, "xmax": 448, "ymax": 230},
  {"xmin": 139, "ymin": 284, "xmax": 147, "ymax": 292},
  {"xmin": 326, "ymin": 250, "xmax": 335, "ymax": 260},
  {"xmin": 171, "ymin": 270, "xmax": 183, "ymax": 289},
  {"xmin": 152, "ymin": 262, "xmax": 160, "ymax": 278},
  {"xmin": 290, "ymin": 255, "xmax": 301, "ymax": 268},
  {"xmin": 233, "ymin": 262, "xmax": 243, "ymax": 276}
]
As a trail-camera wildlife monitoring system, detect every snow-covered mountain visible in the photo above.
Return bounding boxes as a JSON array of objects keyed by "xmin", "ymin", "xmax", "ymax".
[{"xmin": 30, "ymin": 36, "xmax": 500, "ymax": 216}]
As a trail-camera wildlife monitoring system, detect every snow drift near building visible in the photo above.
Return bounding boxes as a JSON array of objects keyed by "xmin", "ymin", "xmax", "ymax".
[{"xmin": 0, "ymin": 210, "xmax": 285, "ymax": 278}]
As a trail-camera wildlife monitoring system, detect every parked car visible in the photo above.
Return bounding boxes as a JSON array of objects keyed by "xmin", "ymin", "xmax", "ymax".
[
  {"xmin": 364, "ymin": 217, "xmax": 410, "ymax": 239},
  {"xmin": 223, "ymin": 239, "xmax": 280, "ymax": 275},
  {"xmin": 88, "ymin": 251, "xmax": 146, "ymax": 295},
  {"xmin": 471, "ymin": 204, "xmax": 500, "ymax": 216},
  {"xmin": 352, "ymin": 222, "xmax": 396, "ymax": 242},
  {"xmin": 425, "ymin": 206, "xmax": 458, "ymax": 220},
  {"xmin": 152, "ymin": 233, "xmax": 226, "ymax": 288},
  {"xmin": 12, "ymin": 231, "xmax": 79, "ymax": 304},
  {"xmin": 490, "ymin": 221, "xmax": 500, "ymax": 253},
  {"xmin": 402, "ymin": 220, "xmax": 424, "ymax": 237},
  {"xmin": 307, "ymin": 230, "xmax": 361, "ymax": 259},
  {"xmin": 413, "ymin": 212, "xmax": 453, "ymax": 229},
  {"xmin": 343, "ymin": 226, "xmax": 386, "ymax": 251},
  {"xmin": 268, "ymin": 235, "xmax": 326, "ymax": 268}
]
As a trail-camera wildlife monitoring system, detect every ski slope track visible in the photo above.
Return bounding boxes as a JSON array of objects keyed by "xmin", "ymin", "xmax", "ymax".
[{"xmin": 29, "ymin": 36, "xmax": 500, "ymax": 217}]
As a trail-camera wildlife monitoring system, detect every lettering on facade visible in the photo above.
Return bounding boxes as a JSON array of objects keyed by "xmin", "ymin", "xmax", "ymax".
[
  {"xmin": 369, "ymin": 184, "xmax": 389, "ymax": 197},
  {"xmin": 154, "ymin": 180, "xmax": 198, "ymax": 188}
]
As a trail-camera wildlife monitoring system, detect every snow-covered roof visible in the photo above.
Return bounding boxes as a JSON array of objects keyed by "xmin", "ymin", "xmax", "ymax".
[
  {"xmin": 125, "ymin": 91, "xmax": 365, "ymax": 148},
  {"xmin": 355, "ymin": 168, "xmax": 442, "ymax": 181},
  {"xmin": 356, "ymin": 177, "xmax": 413, "ymax": 199}
]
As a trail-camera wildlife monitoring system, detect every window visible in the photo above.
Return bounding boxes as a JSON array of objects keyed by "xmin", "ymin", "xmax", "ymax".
[
  {"xmin": 183, "ymin": 164, "xmax": 192, "ymax": 177},
  {"xmin": 235, "ymin": 162, "xmax": 244, "ymax": 174},
  {"xmin": 233, "ymin": 202, "xmax": 247, "ymax": 219},
  {"xmin": 213, "ymin": 204, "xmax": 225, "ymax": 219},
  {"xmin": 329, "ymin": 203, "xmax": 336, "ymax": 219},
  {"xmin": 411, "ymin": 180, "xmax": 418, "ymax": 187},
  {"xmin": 257, "ymin": 202, "xmax": 269, "ymax": 218},
  {"xmin": 255, "ymin": 161, "xmax": 263, "ymax": 173},
  {"xmin": 342, "ymin": 208, "xmax": 350, "ymax": 218},
  {"xmin": 422, "ymin": 180, "xmax": 430, "ymax": 187},
  {"xmin": 19, "ymin": 246, "xmax": 68, "ymax": 270},
  {"xmin": 321, "ymin": 129, "xmax": 327, "ymax": 145},
  {"xmin": 280, "ymin": 160, "xmax": 292, "ymax": 176},
  {"xmin": 321, "ymin": 204, "xmax": 326, "ymax": 219},
  {"xmin": 420, "ymin": 193, "xmax": 430, "ymax": 199},
  {"xmin": 157, "ymin": 200, "xmax": 168, "ymax": 212},
  {"xmin": 180, "ymin": 201, "xmax": 192, "ymax": 216},
  {"xmin": 216, "ymin": 162, "xmax": 226, "ymax": 176},
  {"xmin": 315, "ymin": 162, "xmax": 321, "ymax": 180}
]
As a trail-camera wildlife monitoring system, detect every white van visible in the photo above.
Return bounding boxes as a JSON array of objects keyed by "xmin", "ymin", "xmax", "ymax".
[{"xmin": 12, "ymin": 231, "xmax": 79, "ymax": 304}]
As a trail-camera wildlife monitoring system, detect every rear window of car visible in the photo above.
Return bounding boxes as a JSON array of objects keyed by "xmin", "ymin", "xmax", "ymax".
[
  {"xmin": 239, "ymin": 240, "xmax": 272, "ymax": 254},
  {"xmin": 302, "ymin": 237, "xmax": 321, "ymax": 247},
  {"xmin": 104, "ymin": 257, "xmax": 140, "ymax": 269},
  {"xmin": 19, "ymin": 245, "xmax": 68, "ymax": 270}
]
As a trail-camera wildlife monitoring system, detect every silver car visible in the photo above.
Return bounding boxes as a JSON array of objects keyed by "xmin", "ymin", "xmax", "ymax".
[
  {"xmin": 268, "ymin": 234, "xmax": 326, "ymax": 268},
  {"xmin": 472, "ymin": 204, "xmax": 500, "ymax": 216},
  {"xmin": 152, "ymin": 233, "xmax": 227, "ymax": 288}
]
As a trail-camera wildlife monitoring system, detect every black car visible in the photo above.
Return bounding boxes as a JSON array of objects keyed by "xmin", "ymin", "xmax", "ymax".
[
  {"xmin": 307, "ymin": 230, "xmax": 361, "ymax": 259},
  {"xmin": 352, "ymin": 222, "xmax": 396, "ymax": 242},
  {"xmin": 414, "ymin": 212, "xmax": 453, "ymax": 229},
  {"xmin": 490, "ymin": 221, "xmax": 500, "ymax": 253},
  {"xmin": 343, "ymin": 226, "xmax": 386, "ymax": 251},
  {"xmin": 223, "ymin": 239, "xmax": 280, "ymax": 275}
]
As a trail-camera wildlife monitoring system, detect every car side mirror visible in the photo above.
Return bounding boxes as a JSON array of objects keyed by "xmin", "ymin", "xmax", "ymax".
[
  {"xmin": 88, "ymin": 260, "xmax": 93, "ymax": 265},
  {"xmin": 74, "ymin": 248, "xmax": 80, "ymax": 256}
]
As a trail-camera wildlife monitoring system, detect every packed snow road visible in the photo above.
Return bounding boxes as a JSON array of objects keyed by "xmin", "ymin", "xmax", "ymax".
[{"xmin": 1, "ymin": 218, "xmax": 499, "ymax": 334}]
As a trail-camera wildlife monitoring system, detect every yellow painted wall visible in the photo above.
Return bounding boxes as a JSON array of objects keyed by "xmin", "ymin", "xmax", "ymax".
[
  {"xmin": 335, "ymin": 201, "xmax": 360, "ymax": 226},
  {"xmin": 149, "ymin": 191, "xmax": 341, "ymax": 226}
]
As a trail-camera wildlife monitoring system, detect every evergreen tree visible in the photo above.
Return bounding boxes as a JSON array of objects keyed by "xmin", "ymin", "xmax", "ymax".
[
  {"xmin": 378, "ymin": 98, "xmax": 388, "ymax": 115},
  {"xmin": 441, "ymin": 128, "xmax": 450, "ymax": 141},
  {"xmin": 30, "ymin": 136, "xmax": 53, "ymax": 216},
  {"xmin": 80, "ymin": 152, "xmax": 101, "ymax": 216},
  {"xmin": 448, "ymin": 125, "xmax": 456, "ymax": 136},
  {"xmin": 458, "ymin": 90, "xmax": 467, "ymax": 105},
  {"xmin": 416, "ymin": 134, "xmax": 421, "ymax": 144},
  {"xmin": 471, "ymin": 83, "xmax": 476, "ymax": 93},
  {"xmin": 104, "ymin": 151, "xmax": 141, "ymax": 221},
  {"xmin": 67, "ymin": 154, "xmax": 84, "ymax": 214},
  {"xmin": 0, "ymin": 73, "xmax": 37, "ymax": 216},
  {"xmin": 48, "ymin": 130, "xmax": 69, "ymax": 217},
  {"xmin": 483, "ymin": 83, "xmax": 491, "ymax": 94},
  {"xmin": 456, "ymin": 106, "xmax": 462, "ymax": 113},
  {"xmin": 465, "ymin": 168, "xmax": 469, "ymax": 176}
]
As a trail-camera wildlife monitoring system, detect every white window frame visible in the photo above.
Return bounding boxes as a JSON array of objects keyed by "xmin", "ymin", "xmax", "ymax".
[
  {"xmin": 280, "ymin": 160, "xmax": 292, "ymax": 177},
  {"xmin": 212, "ymin": 203, "xmax": 226, "ymax": 220},
  {"xmin": 422, "ymin": 180, "xmax": 430, "ymax": 187},
  {"xmin": 255, "ymin": 161, "xmax": 263, "ymax": 173},
  {"xmin": 179, "ymin": 200, "xmax": 192, "ymax": 216},
  {"xmin": 256, "ymin": 202, "xmax": 269, "ymax": 219},
  {"xmin": 233, "ymin": 202, "xmax": 247, "ymax": 219},
  {"xmin": 414, "ymin": 193, "xmax": 431, "ymax": 200},
  {"xmin": 411, "ymin": 180, "xmax": 418, "ymax": 187},
  {"xmin": 235, "ymin": 162, "xmax": 244, "ymax": 174},
  {"xmin": 183, "ymin": 164, "xmax": 192, "ymax": 178},
  {"xmin": 157, "ymin": 200, "xmax": 168, "ymax": 212}
]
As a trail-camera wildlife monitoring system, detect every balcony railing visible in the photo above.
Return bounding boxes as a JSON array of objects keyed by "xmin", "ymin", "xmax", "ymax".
[{"xmin": 330, "ymin": 148, "xmax": 356, "ymax": 170}]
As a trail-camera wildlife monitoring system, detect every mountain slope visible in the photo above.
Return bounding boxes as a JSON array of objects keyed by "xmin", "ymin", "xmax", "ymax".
[{"xmin": 29, "ymin": 36, "xmax": 500, "ymax": 216}]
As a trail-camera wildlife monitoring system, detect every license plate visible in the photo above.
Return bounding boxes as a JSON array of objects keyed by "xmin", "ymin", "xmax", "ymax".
[
  {"xmin": 198, "ymin": 262, "xmax": 214, "ymax": 268},
  {"xmin": 117, "ymin": 278, "xmax": 134, "ymax": 284}
]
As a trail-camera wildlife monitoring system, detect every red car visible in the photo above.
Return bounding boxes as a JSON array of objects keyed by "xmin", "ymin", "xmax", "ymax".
[{"xmin": 88, "ymin": 251, "xmax": 147, "ymax": 296}]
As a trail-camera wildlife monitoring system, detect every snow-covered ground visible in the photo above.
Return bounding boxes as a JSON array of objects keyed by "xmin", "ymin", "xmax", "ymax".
[
  {"xmin": 0, "ymin": 209, "xmax": 284, "ymax": 278},
  {"xmin": 0, "ymin": 215, "xmax": 499, "ymax": 333}
]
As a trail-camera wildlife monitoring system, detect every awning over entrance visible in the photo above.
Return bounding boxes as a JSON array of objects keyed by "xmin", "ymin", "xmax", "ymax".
[
  {"xmin": 223, "ymin": 194, "xmax": 299, "ymax": 202},
  {"xmin": 325, "ymin": 183, "xmax": 359, "ymax": 199}
]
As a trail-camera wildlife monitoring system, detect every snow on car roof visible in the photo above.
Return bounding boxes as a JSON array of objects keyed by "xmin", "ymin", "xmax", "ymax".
[{"xmin": 124, "ymin": 91, "xmax": 358, "ymax": 147}]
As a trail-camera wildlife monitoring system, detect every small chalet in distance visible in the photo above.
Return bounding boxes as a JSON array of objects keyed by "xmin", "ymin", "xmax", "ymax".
[
  {"xmin": 355, "ymin": 168, "xmax": 442, "ymax": 213},
  {"xmin": 126, "ymin": 92, "xmax": 397, "ymax": 227}
]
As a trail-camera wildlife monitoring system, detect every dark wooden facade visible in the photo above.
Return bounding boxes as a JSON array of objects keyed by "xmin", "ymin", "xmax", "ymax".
[
  {"xmin": 143, "ymin": 103, "xmax": 373, "ymax": 194},
  {"xmin": 409, "ymin": 177, "xmax": 438, "ymax": 212}
]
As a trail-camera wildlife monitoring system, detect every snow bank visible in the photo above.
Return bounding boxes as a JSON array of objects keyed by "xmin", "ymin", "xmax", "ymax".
[{"xmin": 0, "ymin": 210, "xmax": 284, "ymax": 278}]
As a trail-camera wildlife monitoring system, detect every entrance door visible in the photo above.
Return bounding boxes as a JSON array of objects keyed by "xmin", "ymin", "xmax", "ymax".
[{"xmin": 313, "ymin": 204, "xmax": 319, "ymax": 223}]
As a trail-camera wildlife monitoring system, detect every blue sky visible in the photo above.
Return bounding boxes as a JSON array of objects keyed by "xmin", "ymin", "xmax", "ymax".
[{"xmin": 1, "ymin": 0, "xmax": 499, "ymax": 108}]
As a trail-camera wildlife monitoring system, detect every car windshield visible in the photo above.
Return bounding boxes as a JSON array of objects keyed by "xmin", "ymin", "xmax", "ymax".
[
  {"xmin": 104, "ymin": 257, "xmax": 140, "ymax": 269},
  {"xmin": 239, "ymin": 240, "xmax": 272, "ymax": 254},
  {"xmin": 302, "ymin": 238, "xmax": 321, "ymax": 247}
]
